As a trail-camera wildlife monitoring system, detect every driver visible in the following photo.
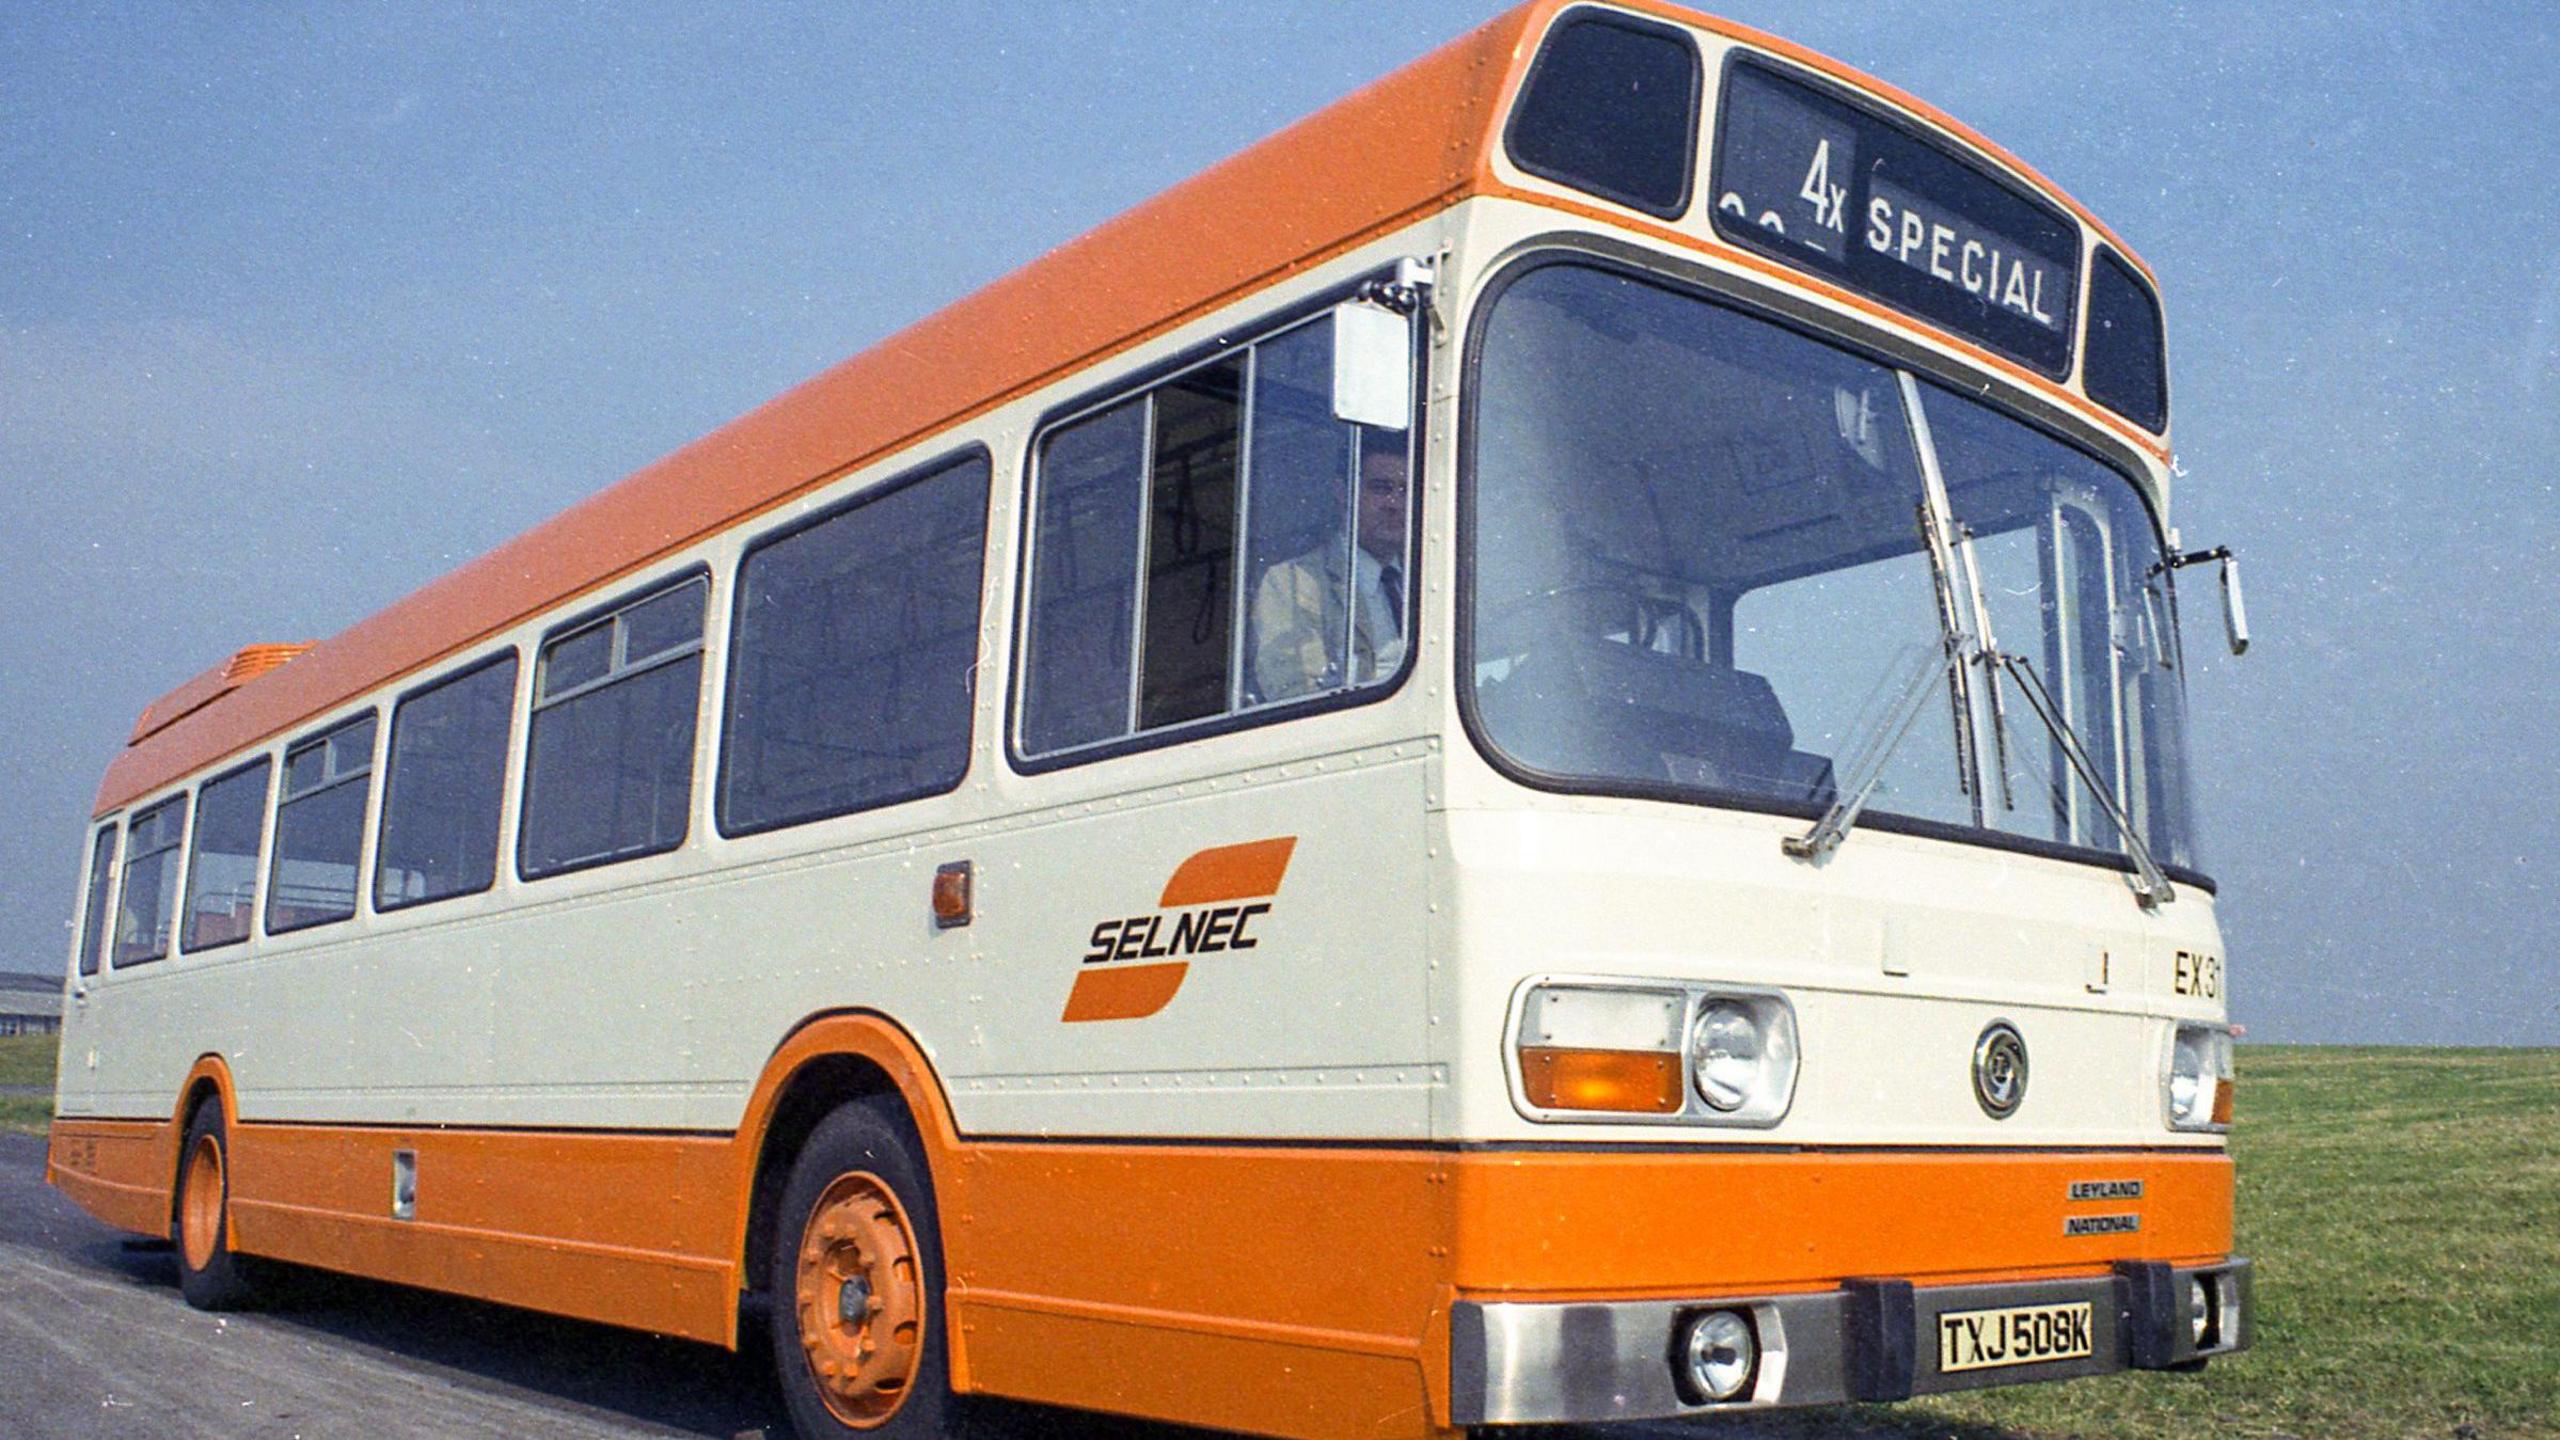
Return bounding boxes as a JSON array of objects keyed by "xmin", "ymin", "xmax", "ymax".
[{"xmin": 1251, "ymin": 439, "xmax": 1409, "ymax": 701}]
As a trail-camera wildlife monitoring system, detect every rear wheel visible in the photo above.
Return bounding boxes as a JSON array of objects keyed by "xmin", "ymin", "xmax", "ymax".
[
  {"xmin": 769, "ymin": 1098, "xmax": 961, "ymax": 1438},
  {"xmin": 174, "ymin": 1105, "xmax": 266, "ymax": 1310}
]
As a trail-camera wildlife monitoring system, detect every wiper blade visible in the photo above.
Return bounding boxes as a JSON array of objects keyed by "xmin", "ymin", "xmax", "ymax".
[
  {"xmin": 1990, "ymin": 650, "xmax": 2177, "ymax": 910},
  {"xmin": 1783, "ymin": 642, "xmax": 1954, "ymax": 861}
]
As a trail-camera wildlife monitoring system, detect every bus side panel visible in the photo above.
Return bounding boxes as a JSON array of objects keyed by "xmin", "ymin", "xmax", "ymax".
[
  {"xmin": 45, "ymin": 1117, "xmax": 175, "ymax": 1238},
  {"xmin": 946, "ymin": 1141, "xmax": 1456, "ymax": 1440},
  {"xmin": 222, "ymin": 1122, "xmax": 740, "ymax": 1344},
  {"xmin": 949, "ymin": 751, "xmax": 1439, "ymax": 1141}
]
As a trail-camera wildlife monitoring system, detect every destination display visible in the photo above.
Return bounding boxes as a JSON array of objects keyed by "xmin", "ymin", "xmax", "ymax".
[{"xmin": 1711, "ymin": 59, "xmax": 2082, "ymax": 377}]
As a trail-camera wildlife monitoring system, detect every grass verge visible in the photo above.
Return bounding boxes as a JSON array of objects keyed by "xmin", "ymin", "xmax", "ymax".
[
  {"xmin": 0, "ymin": 1031, "xmax": 60, "ymax": 1087},
  {"xmin": 0, "ymin": 1032, "xmax": 57, "ymax": 1136}
]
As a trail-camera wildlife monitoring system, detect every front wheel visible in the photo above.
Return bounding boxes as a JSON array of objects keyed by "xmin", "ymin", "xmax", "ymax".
[{"xmin": 769, "ymin": 1098, "xmax": 961, "ymax": 1438}]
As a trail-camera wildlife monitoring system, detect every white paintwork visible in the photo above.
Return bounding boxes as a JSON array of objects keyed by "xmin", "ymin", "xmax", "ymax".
[{"xmin": 53, "ymin": 179, "xmax": 2225, "ymax": 1158}]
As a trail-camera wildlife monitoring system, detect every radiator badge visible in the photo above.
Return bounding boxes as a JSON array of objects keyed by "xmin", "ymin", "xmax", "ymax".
[{"xmin": 1972, "ymin": 1021, "xmax": 2029, "ymax": 1119}]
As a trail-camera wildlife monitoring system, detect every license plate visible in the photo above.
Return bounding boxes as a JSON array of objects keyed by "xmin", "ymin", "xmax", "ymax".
[{"xmin": 1936, "ymin": 1301, "xmax": 2095, "ymax": 1374}]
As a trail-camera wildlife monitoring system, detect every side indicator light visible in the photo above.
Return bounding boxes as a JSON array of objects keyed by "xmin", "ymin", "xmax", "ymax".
[
  {"xmin": 932, "ymin": 861, "xmax": 973, "ymax": 929},
  {"xmin": 1519, "ymin": 1046, "xmax": 1683, "ymax": 1114},
  {"xmin": 2210, "ymin": 1076, "xmax": 2235, "ymax": 1127}
]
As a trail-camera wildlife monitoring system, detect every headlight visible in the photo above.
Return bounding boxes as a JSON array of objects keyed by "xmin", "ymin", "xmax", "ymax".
[
  {"xmin": 1511, "ymin": 982, "xmax": 1798, "ymax": 1125},
  {"xmin": 2165, "ymin": 1023, "xmax": 2235, "ymax": 1131},
  {"xmin": 1686, "ymin": 993, "xmax": 1798, "ymax": 1123},
  {"xmin": 1691, "ymin": 1002, "xmax": 1766, "ymax": 1111}
]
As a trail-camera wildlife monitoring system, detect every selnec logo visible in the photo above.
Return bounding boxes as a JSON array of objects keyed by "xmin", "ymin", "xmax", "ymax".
[{"xmin": 1061, "ymin": 836, "xmax": 1296, "ymax": 1024}]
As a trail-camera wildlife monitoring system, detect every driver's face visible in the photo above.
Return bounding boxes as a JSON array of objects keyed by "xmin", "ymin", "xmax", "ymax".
[{"xmin": 1357, "ymin": 451, "xmax": 1407, "ymax": 562}]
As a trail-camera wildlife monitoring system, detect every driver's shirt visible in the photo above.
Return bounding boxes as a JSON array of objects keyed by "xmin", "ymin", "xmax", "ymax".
[{"xmin": 1251, "ymin": 543, "xmax": 1407, "ymax": 702}]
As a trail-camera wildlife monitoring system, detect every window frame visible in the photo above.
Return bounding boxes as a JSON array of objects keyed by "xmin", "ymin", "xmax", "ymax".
[
  {"xmin": 264, "ymin": 708, "xmax": 382, "ymax": 937},
  {"xmin": 75, "ymin": 820, "xmax": 121, "ymax": 979},
  {"xmin": 178, "ymin": 753, "xmax": 275, "ymax": 956},
  {"xmin": 1006, "ymin": 269, "xmax": 1427, "ymax": 776},
  {"xmin": 715, "ymin": 446, "xmax": 991, "ymax": 841},
  {"xmin": 372, "ymin": 646, "xmax": 523, "ymax": 914},
  {"xmin": 1453, "ymin": 245, "xmax": 2216, "ymax": 893},
  {"xmin": 112, "ymin": 792, "xmax": 190, "ymax": 969},
  {"xmin": 516, "ymin": 566, "xmax": 713, "ymax": 883}
]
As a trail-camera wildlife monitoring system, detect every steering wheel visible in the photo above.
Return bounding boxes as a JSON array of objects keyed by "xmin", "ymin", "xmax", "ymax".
[{"xmin": 1482, "ymin": 580, "xmax": 1650, "ymax": 648}]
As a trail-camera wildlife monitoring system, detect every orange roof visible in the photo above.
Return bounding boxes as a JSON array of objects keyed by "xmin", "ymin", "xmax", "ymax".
[{"xmin": 95, "ymin": 1, "xmax": 2146, "ymax": 815}]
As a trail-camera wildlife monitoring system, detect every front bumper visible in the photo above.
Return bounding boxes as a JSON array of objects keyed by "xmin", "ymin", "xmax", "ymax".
[{"xmin": 1449, "ymin": 1258, "xmax": 2251, "ymax": 1425}]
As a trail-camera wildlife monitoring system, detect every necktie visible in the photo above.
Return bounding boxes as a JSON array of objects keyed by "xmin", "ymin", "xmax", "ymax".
[{"xmin": 1378, "ymin": 564, "xmax": 1403, "ymax": 634}]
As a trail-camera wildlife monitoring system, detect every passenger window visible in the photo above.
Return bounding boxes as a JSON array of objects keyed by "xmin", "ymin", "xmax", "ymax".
[
  {"xmin": 182, "ymin": 759, "xmax": 272, "ymax": 953},
  {"xmin": 376, "ymin": 653, "xmax": 518, "ymax": 910},
  {"xmin": 520, "ymin": 576, "xmax": 707, "ymax": 878},
  {"xmin": 114, "ymin": 797, "xmax": 187, "ymax": 967},
  {"xmin": 722, "ymin": 455, "xmax": 988, "ymax": 835},
  {"xmin": 78, "ymin": 824, "xmax": 120, "ymax": 977},
  {"xmin": 1019, "ymin": 310, "xmax": 1413, "ymax": 759},
  {"xmin": 268, "ymin": 714, "xmax": 377, "ymax": 933}
]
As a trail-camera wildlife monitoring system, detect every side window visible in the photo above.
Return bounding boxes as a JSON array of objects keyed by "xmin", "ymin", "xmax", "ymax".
[
  {"xmin": 376, "ymin": 653, "xmax": 519, "ymax": 910},
  {"xmin": 113, "ymin": 797, "xmax": 186, "ymax": 968},
  {"xmin": 722, "ymin": 455, "xmax": 988, "ymax": 835},
  {"xmin": 182, "ymin": 759, "xmax": 272, "ymax": 953},
  {"xmin": 520, "ymin": 576, "xmax": 707, "ymax": 878},
  {"xmin": 77, "ymin": 824, "xmax": 119, "ymax": 978},
  {"xmin": 268, "ymin": 714, "xmax": 378, "ymax": 934},
  {"xmin": 1019, "ymin": 310, "xmax": 1413, "ymax": 760}
]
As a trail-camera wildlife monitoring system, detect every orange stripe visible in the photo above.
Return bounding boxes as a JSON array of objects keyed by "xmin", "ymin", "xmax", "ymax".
[
  {"xmin": 1060, "ymin": 962, "xmax": 1191, "ymax": 1023},
  {"xmin": 1157, "ymin": 836, "xmax": 1296, "ymax": 907}
]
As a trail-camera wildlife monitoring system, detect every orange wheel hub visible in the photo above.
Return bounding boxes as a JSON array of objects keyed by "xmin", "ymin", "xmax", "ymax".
[
  {"xmin": 794, "ymin": 1171, "xmax": 925, "ymax": 1428},
  {"xmin": 180, "ymin": 1134, "xmax": 224, "ymax": 1272}
]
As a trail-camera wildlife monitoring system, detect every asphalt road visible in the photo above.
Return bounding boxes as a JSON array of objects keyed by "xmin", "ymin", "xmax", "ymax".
[{"xmin": 0, "ymin": 1132, "xmax": 1793, "ymax": 1440}]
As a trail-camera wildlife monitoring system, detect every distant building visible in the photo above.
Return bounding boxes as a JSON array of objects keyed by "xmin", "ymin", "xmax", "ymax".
[{"xmin": 0, "ymin": 971, "xmax": 64, "ymax": 1037}]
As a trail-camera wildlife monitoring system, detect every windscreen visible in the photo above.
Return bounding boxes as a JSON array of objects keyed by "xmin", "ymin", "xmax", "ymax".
[{"xmin": 1466, "ymin": 260, "xmax": 2199, "ymax": 872}]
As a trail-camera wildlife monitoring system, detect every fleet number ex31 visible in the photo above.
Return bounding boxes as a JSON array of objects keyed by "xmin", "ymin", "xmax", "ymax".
[{"xmin": 45, "ymin": 3, "xmax": 2253, "ymax": 1437}]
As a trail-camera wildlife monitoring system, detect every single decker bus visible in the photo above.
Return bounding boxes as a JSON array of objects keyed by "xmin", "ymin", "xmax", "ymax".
[{"xmin": 48, "ymin": 4, "xmax": 2254, "ymax": 1436}]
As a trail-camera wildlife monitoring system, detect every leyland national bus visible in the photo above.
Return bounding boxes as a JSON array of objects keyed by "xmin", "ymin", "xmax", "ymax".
[{"xmin": 47, "ymin": 4, "xmax": 2254, "ymax": 1436}]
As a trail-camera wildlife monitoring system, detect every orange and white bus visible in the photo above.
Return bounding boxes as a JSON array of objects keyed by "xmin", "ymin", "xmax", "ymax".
[{"xmin": 47, "ymin": 4, "xmax": 2253, "ymax": 1436}]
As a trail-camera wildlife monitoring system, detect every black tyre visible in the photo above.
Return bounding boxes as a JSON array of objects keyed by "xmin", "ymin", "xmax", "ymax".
[
  {"xmin": 173, "ymin": 1105, "xmax": 267, "ymax": 1311},
  {"xmin": 769, "ymin": 1098, "xmax": 963, "ymax": 1439}
]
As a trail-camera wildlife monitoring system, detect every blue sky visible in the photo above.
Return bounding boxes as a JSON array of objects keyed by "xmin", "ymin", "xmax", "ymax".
[{"xmin": 4, "ymin": 3, "xmax": 2554, "ymax": 1044}]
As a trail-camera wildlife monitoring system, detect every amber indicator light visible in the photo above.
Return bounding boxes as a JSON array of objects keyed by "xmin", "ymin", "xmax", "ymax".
[
  {"xmin": 2210, "ymin": 1077, "xmax": 2235, "ymax": 1128},
  {"xmin": 932, "ymin": 861, "xmax": 973, "ymax": 929},
  {"xmin": 1520, "ymin": 1046, "xmax": 1683, "ymax": 1114}
]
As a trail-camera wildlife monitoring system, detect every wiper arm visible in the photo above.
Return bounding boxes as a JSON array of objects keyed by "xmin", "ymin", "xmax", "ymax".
[
  {"xmin": 1990, "ymin": 650, "xmax": 2177, "ymax": 910},
  {"xmin": 1783, "ymin": 642, "xmax": 1953, "ymax": 861}
]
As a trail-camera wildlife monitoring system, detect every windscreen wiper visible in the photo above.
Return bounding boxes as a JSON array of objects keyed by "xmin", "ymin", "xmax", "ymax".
[
  {"xmin": 1986, "ymin": 650, "xmax": 2177, "ymax": 910},
  {"xmin": 1782, "ymin": 640, "xmax": 1954, "ymax": 861}
]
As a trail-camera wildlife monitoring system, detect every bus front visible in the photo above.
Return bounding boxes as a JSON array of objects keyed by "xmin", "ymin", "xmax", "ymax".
[{"xmin": 1432, "ymin": 5, "xmax": 2245, "ymax": 1420}]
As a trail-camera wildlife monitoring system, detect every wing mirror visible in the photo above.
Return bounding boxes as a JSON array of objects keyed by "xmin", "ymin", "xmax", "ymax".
[
  {"xmin": 2163, "ymin": 545, "xmax": 2249, "ymax": 657},
  {"xmin": 1330, "ymin": 259, "xmax": 1432, "ymax": 431}
]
